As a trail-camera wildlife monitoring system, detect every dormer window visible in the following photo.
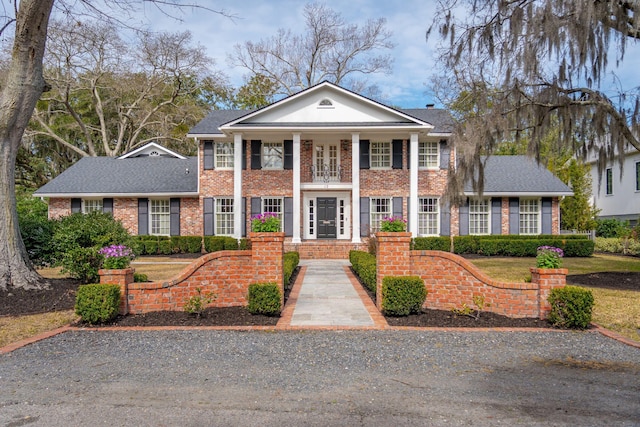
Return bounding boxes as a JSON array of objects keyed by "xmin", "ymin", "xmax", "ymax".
[{"xmin": 318, "ymin": 98, "xmax": 334, "ymax": 109}]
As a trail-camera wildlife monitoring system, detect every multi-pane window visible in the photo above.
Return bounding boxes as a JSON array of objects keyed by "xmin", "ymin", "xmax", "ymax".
[
  {"xmin": 370, "ymin": 198, "xmax": 391, "ymax": 232},
  {"xmin": 519, "ymin": 198, "xmax": 540, "ymax": 235},
  {"xmin": 469, "ymin": 198, "xmax": 490, "ymax": 235},
  {"xmin": 418, "ymin": 197, "xmax": 439, "ymax": 236},
  {"xmin": 262, "ymin": 197, "xmax": 283, "ymax": 221},
  {"xmin": 606, "ymin": 168, "xmax": 613, "ymax": 195},
  {"xmin": 215, "ymin": 198, "xmax": 234, "ymax": 236},
  {"xmin": 635, "ymin": 162, "xmax": 640, "ymax": 192},
  {"xmin": 82, "ymin": 199, "xmax": 102, "ymax": 214},
  {"xmin": 150, "ymin": 199, "xmax": 170, "ymax": 235},
  {"xmin": 418, "ymin": 141, "xmax": 439, "ymax": 169},
  {"xmin": 262, "ymin": 142, "xmax": 283, "ymax": 169},
  {"xmin": 215, "ymin": 142, "xmax": 234, "ymax": 169},
  {"xmin": 370, "ymin": 142, "xmax": 391, "ymax": 169}
]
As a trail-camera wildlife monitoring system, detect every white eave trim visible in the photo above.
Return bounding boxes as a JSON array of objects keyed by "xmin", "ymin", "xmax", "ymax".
[
  {"xmin": 187, "ymin": 133, "xmax": 225, "ymax": 138},
  {"xmin": 35, "ymin": 192, "xmax": 200, "ymax": 198},
  {"xmin": 219, "ymin": 124, "xmax": 434, "ymax": 133},
  {"xmin": 463, "ymin": 191, "xmax": 574, "ymax": 197}
]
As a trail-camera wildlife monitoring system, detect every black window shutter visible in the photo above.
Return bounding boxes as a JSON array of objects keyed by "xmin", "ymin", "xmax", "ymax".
[
  {"xmin": 203, "ymin": 198, "xmax": 214, "ymax": 236},
  {"xmin": 459, "ymin": 199, "xmax": 469, "ymax": 236},
  {"xmin": 406, "ymin": 140, "xmax": 411, "ymax": 169},
  {"xmin": 360, "ymin": 140, "xmax": 370, "ymax": 169},
  {"xmin": 406, "ymin": 197, "xmax": 410, "ymax": 230},
  {"xmin": 251, "ymin": 140, "xmax": 262, "ymax": 170},
  {"xmin": 509, "ymin": 197, "xmax": 519, "ymax": 234},
  {"xmin": 440, "ymin": 200, "xmax": 451, "ymax": 236},
  {"xmin": 241, "ymin": 197, "xmax": 247, "ymax": 237},
  {"xmin": 283, "ymin": 140, "xmax": 293, "ymax": 170},
  {"xmin": 541, "ymin": 197, "xmax": 552, "ymax": 234},
  {"xmin": 392, "ymin": 140, "xmax": 403, "ymax": 169},
  {"xmin": 439, "ymin": 139, "xmax": 449, "ymax": 169},
  {"xmin": 242, "ymin": 140, "xmax": 247, "ymax": 170},
  {"xmin": 284, "ymin": 197, "xmax": 293, "ymax": 236},
  {"xmin": 71, "ymin": 198, "xmax": 81, "ymax": 213},
  {"xmin": 170, "ymin": 198, "xmax": 180, "ymax": 236},
  {"xmin": 251, "ymin": 197, "xmax": 262, "ymax": 216},
  {"xmin": 103, "ymin": 198, "xmax": 113, "ymax": 214},
  {"xmin": 360, "ymin": 197, "xmax": 370, "ymax": 237},
  {"xmin": 491, "ymin": 198, "xmax": 502, "ymax": 235},
  {"xmin": 203, "ymin": 140, "xmax": 214, "ymax": 170},
  {"xmin": 392, "ymin": 197, "xmax": 403, "ymax": 218},
  {"xmin": 138, "ymin": 198, "xmax": 149, "ymax": 235}
]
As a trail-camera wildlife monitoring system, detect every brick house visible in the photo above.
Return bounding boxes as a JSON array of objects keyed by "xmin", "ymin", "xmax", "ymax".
[{"xmin": 35, "ymin": 81, "xmax": 572, "ymax": 257}]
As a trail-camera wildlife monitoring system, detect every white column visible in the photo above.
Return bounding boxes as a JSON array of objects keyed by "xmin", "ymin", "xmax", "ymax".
[
  {"xmin": 351, "ymin": 133, "xmax": 361, "ymax": 243},
  {"xmin": 409, "ymin": 133, "xmax": 419, "ymax": 237},
  {"xmin": 292, "ymin": 133, "xmax": 302, "ymax": 243},
  {"xmin": 233, "ymin": 133, "xmax": 243, "ymax": 239}
]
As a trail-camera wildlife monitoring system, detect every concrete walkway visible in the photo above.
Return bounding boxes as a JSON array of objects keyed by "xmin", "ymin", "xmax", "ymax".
[{"xmin": 283, "ymin": 259, "xmax": 384, "ymax": 328}]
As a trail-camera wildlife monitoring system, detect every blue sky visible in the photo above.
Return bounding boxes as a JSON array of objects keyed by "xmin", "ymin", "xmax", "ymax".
[
  {"xmin": 135, "ymin": 0, "xmax": 441, "ymax": 108},
  {"xmin": 76, "ymin": 1, "xmax": 640, "ymax": 110}
]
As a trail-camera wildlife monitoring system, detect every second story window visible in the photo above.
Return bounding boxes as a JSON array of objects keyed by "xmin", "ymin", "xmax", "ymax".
[
  {"xmin": 215, "ymin": 142, "xmax": 234, "ymax": 169},
  {"xmin": 370, "ymin": 142, "xmax": 391, "ymax": 169},
  {"xmin": 606, "ymin": 167, "xmax": 613, "ymax": 195},
  {"xmin": 419, "ymin": 141, "xmax": 439, "ymax": 169},
  {"xmin": 263, "ymin": 142, "xmax": 283, "ymax": 169}
]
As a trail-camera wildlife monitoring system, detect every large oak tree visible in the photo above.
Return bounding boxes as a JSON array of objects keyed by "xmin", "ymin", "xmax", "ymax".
[{"xmin": 429, "ymin": 0, "xmax": 640, "ymax": 199}]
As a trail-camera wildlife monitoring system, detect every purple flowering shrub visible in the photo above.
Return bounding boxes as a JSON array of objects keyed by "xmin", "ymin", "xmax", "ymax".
[
  {"xmin": 99, "ymin": 244, "xmax": 135, "ymax": 269},
  {"xmin": 536, "ymin": 246, "xmax": 564, "ymax": 269},
  {"xmin": 251, "ymin": 212, "xmax": 281, "ymax": 232},
  {"xmin": 380, "ymin": 216, "xmax": 407, "ymax": 232}
]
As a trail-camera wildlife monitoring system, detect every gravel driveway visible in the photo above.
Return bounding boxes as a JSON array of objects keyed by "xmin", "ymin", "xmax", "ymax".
[{"xmin": 1, "ymin": 329, "xmax": 638, "ymax": 426}]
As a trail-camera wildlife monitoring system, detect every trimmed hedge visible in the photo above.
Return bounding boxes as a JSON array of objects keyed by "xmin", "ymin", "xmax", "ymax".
[
  {"xmin": 130, "ymin": 236, "xmax": 249, "ymax": 255},
  {"xmin": 412, "ymin": 235, "xmax": 594, "ymax": 257},
  {"xmin": 203, "ymin": 236, "xmax": 248, "ymax": 252},
  {"xmin": 349, "ymin": 250, "xmax": 377, "ymax": 294},
  {"xmin": 247, "ymin": 282, "xmax": 281, "ymax": 316},
  {"xmin": 547, "ymin": 286, "xmax": 594, "ymax": 329},
  {"xmin": 75, "ymin": 284, "xmax": 121, "ymax": 324},
  {"xmin": 284, "ymin": 251, "xmax": 300, "ymax": 288},
  {"xmin": 381, "ymin": 276, "xmax": 427, "ymax": 316}
]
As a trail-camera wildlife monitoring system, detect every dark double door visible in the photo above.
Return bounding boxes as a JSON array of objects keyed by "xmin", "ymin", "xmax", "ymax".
[{"xmin": 317, "ymin": 197, "xmax": 337, "ymax": 239}]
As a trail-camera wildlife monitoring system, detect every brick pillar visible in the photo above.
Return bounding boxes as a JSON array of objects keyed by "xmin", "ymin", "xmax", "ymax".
[
  {"xmin": 531, "ymin": 267, "xmax": 568, "ymax": 319},
  {"xmin": 250, "ymin": 232, "xmax": 285, "ymax": 306},
  {"xmin": 99, "ymin": 268, "xmax": 134, "ymax": 315},
  {"xmin": 376, "ymin": 231, "xmax": 412, "ymax": 309}
]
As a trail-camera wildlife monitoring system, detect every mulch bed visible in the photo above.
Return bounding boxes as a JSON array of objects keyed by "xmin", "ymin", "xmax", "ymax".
[{"xmin": 2, "ymin": 268, "xmax": 638, "ymax": 329}]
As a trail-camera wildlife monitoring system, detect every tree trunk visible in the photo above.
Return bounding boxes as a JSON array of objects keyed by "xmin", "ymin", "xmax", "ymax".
[{"xmin": 0, "ymin": 0, "xmax": 55, "ymax": 290}]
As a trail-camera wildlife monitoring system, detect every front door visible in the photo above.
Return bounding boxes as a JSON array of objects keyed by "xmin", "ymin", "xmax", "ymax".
[{"xmin": 317, "ymin": 197, "xmax": 337, "ymax": 239}]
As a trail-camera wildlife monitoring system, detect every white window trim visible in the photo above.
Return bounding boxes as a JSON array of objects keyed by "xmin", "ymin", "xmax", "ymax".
[
  {"xmin": 418, "ymin": 141, "xmax": 440, "ymax": 170},
  {"xmin": 370, "ymin": 197, "xmax": 392, "ymax": 232},
  {"xmin": 519, "ymin": 197, "xmax": 541, "ymax": 235},
  {"xmin": 215, "ymin": 141, "xmax": 234, "ymax": 170},
  {"xmin": 262, "ymin": 141, "xmax": 284, "ymax": 170},
  {"xmin": 82, "ymin": 198, "xmax": 103, "ymax": 214},
  {"xmin": 370, "ymin": 141, "xmax": 391, "ymax": 170},
  {"xmin": 149, "ymin": 199, "xmax": 170, "ymax": 236},
  {"xmin": 215, "ymin": 197, "xmax": 235, "ymax": 236},
  {"xmin": 261, "ymin": 197, "xmax": 284, "ymax": 222},
  {"xmin": 418, "ymin": 197, "xmax": 440, "ymax": 236},
  {"xmin": 469, "ymin": 197, "xmax": 491, "ymax": 236}
]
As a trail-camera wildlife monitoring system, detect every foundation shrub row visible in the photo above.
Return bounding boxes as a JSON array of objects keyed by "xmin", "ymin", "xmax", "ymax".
[
  {"xmin": 129, "ymin": 235, "xmax": 250, "ymax": 255},
  {"xmin": 349, "ymin": 250, "xmax": 376, "ymax": 294},
  {"xmin": 412, "ymin": 235, "xmax": 594, "ymax": 257},
  {"xmin": 283, "ymin": 251, "xmax": 300, "ymax": 288}
]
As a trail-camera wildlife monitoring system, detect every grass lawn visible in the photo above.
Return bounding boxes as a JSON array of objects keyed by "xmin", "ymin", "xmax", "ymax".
[{"xmin": 469, "ymin": 254, "xmax": 640, "ymax": 342}]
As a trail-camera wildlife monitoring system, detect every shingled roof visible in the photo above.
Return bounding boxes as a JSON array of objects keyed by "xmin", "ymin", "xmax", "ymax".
[
  {"xmin": 34, "ymin": 156, "xmax": 198, "ymax": 197},
  {"xmin": 464, "ymin": 156, "xmax": 573, "ymax": 196}
]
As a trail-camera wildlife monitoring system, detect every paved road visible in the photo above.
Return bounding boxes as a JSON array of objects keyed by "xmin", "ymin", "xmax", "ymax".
[{"xmin": 1, "ymin": 329, "xmax": 638, "ymax": 426}]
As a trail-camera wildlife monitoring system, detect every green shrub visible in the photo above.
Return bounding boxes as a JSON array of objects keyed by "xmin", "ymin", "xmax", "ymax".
[
  {"xmin": 349, "ymin": 250, "xmax": 377, "ymax": 294},
  {"xmin": 158, "ymin": 239, "xmax": 173, "ymax": 255},
  {"xmin": 596, "ymin": 218, "xmax": 629, "ymax": 238},
  {"xmin": 247, "ymin": 282, "xmax": 281, "ymax": 316},
  {"xmin": 222, "ymin": 237, "xmax": 240, "ymax": 250},
  {"xmin": 179, "ymin": 236, "xmax": 203, "ymax": 253},
  {"xmin": 75, "ymin": 284, "xmax": 121, "ymax": 324},
  {"xmin": 283, "ymin": 251, "xmax": 300, "ymax": 287},
  {"xmin": 562, "ymin": 239, "xmax": 595, "ymax": 257},
  {"xmin": 238, "ymin": 238, "xmax": 249, "ymax": 250},
  {"xmin": 60, "ymin": 246, "xmax": 103, "ymax": 283},
  {"xmin": 183, "ymin": 287, "xmax": 216, "ymax": 317},
  {"xmin": 412, "ymin": 236, "xmax": 450, "ymax": 251},
  {"xmin": 453, "ymin": 236, "xmax": 479, "ymax": 254},
  {"xmin": 381, "ymin": 276, "xmax": 427, "ymax": 316},
  {"xmin": 17, "ymin": 194, "xmax": 55, "ymax": 266},
  {"xmin": 143, "ymin": 240, "xmax": 159, "ymax": 255},
  {"xmin": 547, "ymin": 286, "xmax": 594, "ymax": 329},
  {"xmin": 133, "ymin": 272, "xmax": 148, "ymax": 282}
]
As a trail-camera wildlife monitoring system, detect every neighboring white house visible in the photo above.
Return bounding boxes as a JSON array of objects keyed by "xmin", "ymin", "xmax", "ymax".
[{"xmin": 589, "ymin": 147, "xmax": 640, "ymax": 225}]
